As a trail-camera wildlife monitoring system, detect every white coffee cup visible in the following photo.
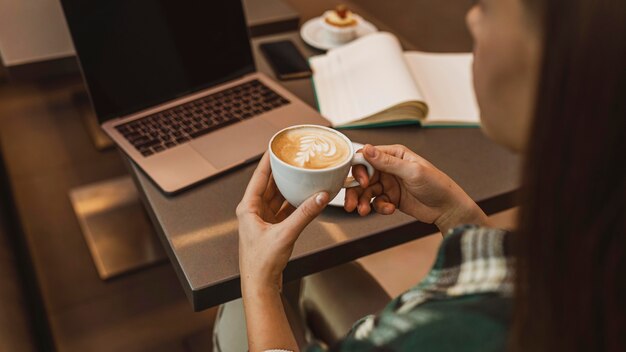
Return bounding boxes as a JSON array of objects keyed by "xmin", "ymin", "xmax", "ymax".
[{"xmin": 269, "ymin": 125, "xmax": 374, "ymax": 207}]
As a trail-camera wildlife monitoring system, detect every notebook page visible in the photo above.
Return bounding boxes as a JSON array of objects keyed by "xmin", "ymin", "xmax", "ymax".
[
  {"xmin": 404, "ymin": 52, "xmax": 480, "ymax": 123},
  {"xmin": 310, "ymin": 32, "xmax": 423, "ymax": 126}
]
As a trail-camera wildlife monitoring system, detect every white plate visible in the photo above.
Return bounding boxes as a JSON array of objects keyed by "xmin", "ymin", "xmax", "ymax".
[
  {"xmin": 300, "ymin": 17, "xmax": 378, "ymax": 51},
  {"xmin": 329, "ymin": 142, "xmax": 365, "ymax": 208}
]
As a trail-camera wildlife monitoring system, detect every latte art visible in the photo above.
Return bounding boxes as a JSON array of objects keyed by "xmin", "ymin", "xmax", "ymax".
[
  {"xmin": 295, "ymin": 135, "xmax": 338, "ymax": 166},
  {"xmin": 272, "ymin": 127, "xmax": 351, "ymax": 169}
]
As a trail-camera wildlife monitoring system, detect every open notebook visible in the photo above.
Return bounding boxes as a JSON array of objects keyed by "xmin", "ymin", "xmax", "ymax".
[{"xmin": 310, "ymin": 32, "xmax": 480, "ymax": 128}]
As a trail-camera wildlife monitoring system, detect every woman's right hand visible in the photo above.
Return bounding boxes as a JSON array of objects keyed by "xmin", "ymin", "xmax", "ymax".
[{"xmin": 347, "ymin": 144, "xmax": 489, "ymax": 234}]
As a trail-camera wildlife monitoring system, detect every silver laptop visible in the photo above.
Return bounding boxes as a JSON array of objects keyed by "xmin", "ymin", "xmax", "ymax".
[{"xmin": 60, "ymin": 0, "xmax": 328, "ymax": 194}]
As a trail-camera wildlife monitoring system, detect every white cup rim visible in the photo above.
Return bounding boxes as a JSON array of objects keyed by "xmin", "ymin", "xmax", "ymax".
[{"xmin": 268, "ymin": 124, "xmax": 355, "ymax": 173}]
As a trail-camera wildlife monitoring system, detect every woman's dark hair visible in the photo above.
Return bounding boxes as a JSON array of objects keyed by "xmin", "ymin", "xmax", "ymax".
[{"xmin": 512, "ymin": 0, "xmax": 626, "ymax": 351}]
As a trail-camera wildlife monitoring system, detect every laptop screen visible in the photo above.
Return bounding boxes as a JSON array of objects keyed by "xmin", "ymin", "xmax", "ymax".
[{"xmin": 60, "ymin": 0, "xmax": 255, "ymax": 123}]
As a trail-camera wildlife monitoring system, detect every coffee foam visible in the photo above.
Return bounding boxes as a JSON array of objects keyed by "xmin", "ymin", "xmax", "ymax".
[{"xmin": 272, "ymin": 127, "xmax": 351, "ymax": 169}]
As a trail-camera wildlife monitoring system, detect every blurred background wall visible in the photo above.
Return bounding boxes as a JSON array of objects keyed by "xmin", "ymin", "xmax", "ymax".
[
  {"xmin": 0, "ymin": 0, "xmax": 473, "ymax": 77},
  {"xmin": 0, "ymin": 0, "xmax": 74, "ymax": 66}
]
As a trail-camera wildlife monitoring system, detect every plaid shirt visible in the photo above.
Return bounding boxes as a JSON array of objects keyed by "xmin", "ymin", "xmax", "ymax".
[{"xmin": 307, "ymin": 225, "xmax": 514, "ymax": 352}]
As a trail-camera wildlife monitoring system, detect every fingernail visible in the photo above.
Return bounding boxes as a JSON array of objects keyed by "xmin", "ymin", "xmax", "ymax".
[
  {"xmin": 365, "ymin": 145, "xmax": 377, "ymax": 158},
  {"xmin": 315, "ymin": 192, "xmax": 328, "ymax": 206}
]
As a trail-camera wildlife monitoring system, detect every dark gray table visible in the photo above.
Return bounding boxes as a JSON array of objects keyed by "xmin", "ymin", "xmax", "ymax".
[{"xmin": 128, "ymin": 31, "xmax": 520, "ymax": 311}]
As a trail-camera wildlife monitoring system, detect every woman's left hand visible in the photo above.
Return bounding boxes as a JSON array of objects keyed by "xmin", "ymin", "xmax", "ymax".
[{"xmin": 236, "ymin": 152, "xmax": 330, "ymax": 292}]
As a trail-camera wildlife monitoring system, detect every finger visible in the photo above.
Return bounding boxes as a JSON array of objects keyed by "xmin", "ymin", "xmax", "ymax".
[
  {"xmin": 262, "ymin": 173, "xmax": 278, "ymax": 202},
  {"xmin": 344, "ymin": 186, "xmax": 364, "ymax": 212},
  {"xmin": 275, "ymin": 200, "xmax": 295, "ymax": 222},
  {"xmin": 370, "ymin": 144, "xmax": 416, "ymax": 160},
  {"xmin": 362, "ymin": 145, "xmax": 417, "ymax": 181},
  {"xmin": 269, "ymin": 192, "xmax": 286, "ymax": 214},
  {"xmin": 264, "ymin": 177, "xmax": 287, "ymax": 214},
  {"xmin": 380, "ymin": 173, "xmax": 402, "ymax": 205},
  {"xmin": 373, "ymin": 195, "xmax": 396, "ymax": 215},
  {"xmin": 242, "ymin": 152, "xmax": 272, "ymax": 202},
  {"xmin": 351, "ymin": 164, "xmax": 370, "ymax": 188},
  {"xmin": 359, "ymin": 183, "xmax": 383, "ymax": 205},
  {"xmin": 357, "ymin": 183, "xmax": 383, "ymax": 216},
  {"xmin": 280, "ymin": 192, "xmax": 330, "ymax": 242},
  {"xmin": 374, "ymin": 144, "xmax": 436, "ymax": 168}
]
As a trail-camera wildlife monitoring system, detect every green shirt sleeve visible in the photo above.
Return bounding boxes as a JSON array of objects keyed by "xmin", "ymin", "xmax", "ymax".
[
  {"xmin": 305, "ymin": 226, "xmax": 514, "ymax": 352},
  {"xmin": 306, "ymin": 294, "xmax": 510, "ymax": 352}
]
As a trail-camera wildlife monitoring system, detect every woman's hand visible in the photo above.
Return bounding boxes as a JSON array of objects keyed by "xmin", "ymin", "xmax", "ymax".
[
  {"xmin": 237, "ymin": 152, "xmax": 329, "ymax": 352},
  {"xmin": 347, "ymin": 144, "xmax": 489, "ymax": 234},
  {"xmin": 237, "ymin": 152, "xmax": 330, "ymax": 292}
]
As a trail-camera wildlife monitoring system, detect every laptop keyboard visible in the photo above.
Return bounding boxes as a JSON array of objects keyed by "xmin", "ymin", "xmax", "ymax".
[{"xmin": 114, "ymin": 79, "xmax": 290, "ymax": 157}]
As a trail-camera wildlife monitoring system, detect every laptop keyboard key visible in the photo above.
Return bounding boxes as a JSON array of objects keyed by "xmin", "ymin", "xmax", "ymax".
[
  {"xmin": 190, "ymin": 123, "xmax": 224, "ymax": 138},
  {"xmin": 134, "ymin": 139, "xmax": 160, "ymax": 149}
]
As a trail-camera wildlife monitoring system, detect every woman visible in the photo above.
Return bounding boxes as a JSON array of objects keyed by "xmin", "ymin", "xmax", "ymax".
[{"xmin": 234, "ymin": 0, "xmax": 626, "ymax": 350}]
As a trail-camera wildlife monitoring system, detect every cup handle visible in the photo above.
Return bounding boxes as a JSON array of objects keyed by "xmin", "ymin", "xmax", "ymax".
[{"xmin": 343, "ymin": 152, "xmax": 375, "ymax": 188}]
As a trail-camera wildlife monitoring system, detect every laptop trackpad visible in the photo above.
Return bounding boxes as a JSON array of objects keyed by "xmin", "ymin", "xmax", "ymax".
[{"xmin": 190, "ymin": 119, "xmax": 277, "ymax": 169}]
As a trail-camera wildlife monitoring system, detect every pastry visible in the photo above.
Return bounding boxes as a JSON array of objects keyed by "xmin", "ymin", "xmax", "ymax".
[
  {"xmin": 324, "ymin": 5, "xmax": 358, "ymax": 28},
  {"xmin": 321, "ymin": 5, "xmax": 360, "ymax": 44}
]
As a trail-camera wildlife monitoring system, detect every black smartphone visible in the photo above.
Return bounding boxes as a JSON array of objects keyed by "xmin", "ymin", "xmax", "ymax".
[{"xmin": 259, "ymin": 40, "xmax": 312, "ymax": 80}]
